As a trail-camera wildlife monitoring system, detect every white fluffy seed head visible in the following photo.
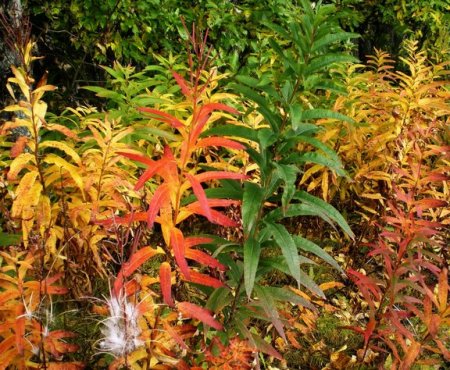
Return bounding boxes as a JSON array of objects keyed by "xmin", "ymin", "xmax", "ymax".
[{"xmin": 99, "ymin": 294, "xmax": 143, "ymax": 356}]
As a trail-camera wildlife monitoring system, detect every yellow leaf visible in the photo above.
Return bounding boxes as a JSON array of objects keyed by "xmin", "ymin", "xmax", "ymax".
[
  {"xmin": 43, "ymin": 154, "xmax": 85, "ymax": 199},
  {"xmin": 39, "ymin": 141, "xmax": 81, "ymax": 165},
  {"xmin": 7, "ymin": 153, "xmax": 36, "ymax": 180},
  {"xmin": 11, "ymin": 171, "xmax": 39, "ymax": 218}
]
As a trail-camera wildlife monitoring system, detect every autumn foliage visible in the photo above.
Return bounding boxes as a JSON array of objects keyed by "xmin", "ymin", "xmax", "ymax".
[{"xmin": 0, "ymin": 5, "xmax": 449, "ymax": 370}]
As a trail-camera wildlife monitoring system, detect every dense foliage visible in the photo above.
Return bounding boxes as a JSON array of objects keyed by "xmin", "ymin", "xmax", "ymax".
[{"xmin": 0, "ymin": 0, "xmax": 449, "ymax": 369}]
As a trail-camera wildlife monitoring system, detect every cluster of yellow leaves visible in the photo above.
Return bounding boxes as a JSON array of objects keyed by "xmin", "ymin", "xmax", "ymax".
[{"xmin": 301, "ymin": 40, "xmax": 450, "ymax": 220}]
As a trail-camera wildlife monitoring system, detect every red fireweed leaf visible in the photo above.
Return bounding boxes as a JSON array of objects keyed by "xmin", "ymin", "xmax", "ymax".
[
  {"xmin": 177, "ymin": 301, "xmax": 223, "ymax": 330},
  {"xmin": 160, "ymin": 262, "xmax": 174, "ymax": 307},
  {"xmin": 185, "ymin": 173, "xmax": 212, "ymax": 222},
  {"xmin": 195, "ymin": 171, "xmax": 248, "ymax": 183},
  {"xmin": 118, "ymin": 151, "xmax": 155, "ymax": 166},
  {"xmin": 138, "ymin": 107, "xmax": 184, "ymax": 129},
  {"xmin": 170, "ymin": 228, "xmax": 190, "ymax": 279},
  {"xmin": 191, "ymin": 103, "xmax": 240, "ymax": 142},
  {"xmin": 185, "ymin": 249, "xmax": 226, "ymax": 270},
  {"xmin": 196, "ymin": 137, "xmax": 245, "ymax": 150},
  {"xmin": 121, "ymin": 247, "xmax": 164, "ymax": 278},
  {"xmin": 184, "ymin": 236, "xmax": 213, "ymax": 248},
  {"xmin": 134, "ymin": 159, "xmax": 168, "ymax": 190},
  {"xmin": 186, "ymin": 202, "xmax": 239, "ymax": 227},
  {"xmin": 183, "ymin": 270, "xmax": 224, "ymax": 288},
  {"xmin": 401, "ymin": 340, "xmax": 421, "ymax": 369},
  {"xmin": 147, "ymin": 183, "xmax": 171, "ymax": 228},
  {"xmin": 172, "ymin": 71, "xmax": 191, "ymax": 97}
]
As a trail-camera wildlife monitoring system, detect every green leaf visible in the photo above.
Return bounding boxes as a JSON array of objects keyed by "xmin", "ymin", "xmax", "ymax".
[
  {"xmin": 264, "ymin": 223, "xmax": 301, "ymax": 287},
  {"xmin": 203, "ymin": 125, "xmax": 257, "ymax": 142},
  {"xmin": 206, "ymin": 287, "xmax": 232, "ymax": 313},
  {"xmin": 242, "ymin": 182, "xmax": 264, "ymax": 237},
  {"xmin": 244, "ymin": 237, "xmax": 261, "ymax": 297},
  {"xmin": 82, "ymin": 86, "xmax": 124, "ymax": 101},
  {"xmin": 294, "ymin": 235, "xmax": 344, "ymax": 274},
  {"xmin": 286, "ymin": 152, "xmax": 346, "ymax": 176},
  {"xmin": 301, "ymin": 108, "xmax": 354, "ymax": 124},
  {"xmin": 305, "ymin": 54, "xmax": 357, "ymax": 75},
  {"xmin": 231, "ymin": 84, "xmax": 281, "ymax": 131},
  {"xmin": 273, "ymin": 163, "xmax": 298, "ymax": 213},
  {"xmin": 312, "ymin": 32, "xmax": 359, "ymax": 52},
  {"xmin": 263, "ymin": 286, "xmax": 315, "ymax": 310},
  {"xmin": 295, "ymin": 191, "xmax": 354, "ymax": 239},
  {"xmin": 254, "ymin": 285, "xmax": 286, "ymax": 341},
  {"xmin": 0, "ymin": 232, "xmax": 22, "ymax": 247}
]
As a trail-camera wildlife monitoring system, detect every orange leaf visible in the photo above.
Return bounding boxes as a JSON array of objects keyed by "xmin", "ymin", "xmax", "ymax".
[
  {"xmin": 177, "ymin": 301, "xmax": 223, "ymax": 330},
  {"xmin": 160, "ymin": 262, "xmax": 174, "ymax": 307},
  {"xmin": 438, "ymin": 267, "xmax": 448, "ymax": 314},
  {"xmin": 183, "ymin": 270, "xmax": 224, "ymax": 288},
  {"xmin": 15, "ymin": 304, "xmax": 25, "ymax": 355},
  {"xmin": 184, "ymin": 236, "xmax": 213, "ymax": 248},
  {"xmin": 196, "ymin": 137, "xmax": 245, "ymax": 150},
  {"xmin": 147, "ymin": 183, "xmax": 171, "ymax": 228},
  {"xmin": 188, "ymin": 207, "xmax": 238, "ymax": 227},
  {"xmin": 134, "ymin": 159, "xmax": 166, "ymax": 190},
  {"xmin": 170, "ymin": 228, "xmax": 190, "ymax": 279},
  {"xmin": 172, "ymin": 71, "xmax": 191, "ymax": 97},
  {"xmin": 10, "ymin": 136, "xmax": 28, "ymax": 158},
  {"xmin": 118, "ymin": 151, "xmax": 155, "ymax": 166},
  {"xmin": 399, "ymin": 340, "xmax": 421, "ymax": 370},
  {"xmin": 138, "ymin": 107, "xmax": 184, "ymax": 129},
  {"xmin": 185, "ymin": 249, "xmax": 226, "ymax": 270},
  {"xmin": 195, "ymin": 171, "xmax": 248, "ymax": 183},
  {"xmin": 122, "ymin": 247, "xmax": 163, "ymax": 278},
  {"xmin": 163, "ymin": 321, "xmax": 189, "ymax": 350},
  {"xmin": 191, "ymin": 103, "xmax": 240, "ymax": 143},
  {"xmin": 185, "ymin": 173, "xmax": 212, "ymax": 222}
]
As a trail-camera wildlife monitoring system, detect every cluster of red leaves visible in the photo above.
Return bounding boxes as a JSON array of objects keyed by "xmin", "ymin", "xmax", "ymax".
[{"xmin": 347, "ymin": 117, "xmax": 450, "ymax": 367}]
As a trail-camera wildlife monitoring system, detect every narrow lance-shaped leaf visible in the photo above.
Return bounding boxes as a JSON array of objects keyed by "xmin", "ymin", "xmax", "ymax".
[
  {"xmin": 185, "ymin": 173, "xmax": 212, "ymax": 222},
  {"xmin": 147, "ymin": 183, "xmax": 171, "ymax": 228},
  {"xmin": 244, "ymin": 237, "xmax": 261, "ymax": 297},
  {"xmin": 170, "ymin": 228, "xmax": 190, "ymax": 279},
  {"xmin": 159, "ymin": 262, "xmax": 174, "ymax": 307},
  {"xmin": 242, "ymin": 182, "xmax": 264, "ymax": 237},
  {"xmin": 178, "ymin": 301, "xmax": 223, "ymax": 331},
  {"xmin": 265, "ymin": 223, "xmax": 301, "ymax": 288},
  {"xmin": 254, "ymin": 285, "xmax": 286, "ymax": 341}
]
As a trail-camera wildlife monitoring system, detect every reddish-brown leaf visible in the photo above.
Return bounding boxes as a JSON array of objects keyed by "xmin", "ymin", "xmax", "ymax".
[
  {"xmin": 177, "ymin": 301, "xmax": 223, "ymax": 331},
  {"xmin": 184, "ymin": 236, "xmax": 213, "ymax": 248},
  {"xmin": 10, "ymin": 136, "xmax": 28, "ymax": 158},
  {"xmin": 122, "ymin": 247, "xmax": 163, "ymax": 278},
  {"xmin": 196, "ymin": 137, "xmax": 245, "ymax": 150},
  {"xmin": 185, "ymin": 249, "xmax": 226, "ymax": 270},
  {"xmin": 185, "ymin": 173, "xmax": 212, "ymax": 222},
  {"xmin": 15, "ymin": 304, "xmax": 25, "ymax": 355},
  {"xmin": 183, "ymin": 270, "xmax": 224, "ymax": 288},
  {"xmin": 118, "ymin": 151, "xmax": 155, "ymax": 166},
  {"xmin": 195, "ymin": 171, "xmax": 248, "ymax": 183},
  {"xmin": 186, "ymin": 201, "xmax": 239, "ymax": 227},
  {"xmin": 134, "ymin": 159, "xmax": 167, "ymax": 190},
  {"xmin": 190, "ymin": 103, "xmax": 240, "ymax": 142},
  {"xmin": 170, "ymin": 228, "xmax": 190, "ymax": 279},
  {"xmin": 438, "ymin": 268, "xmax": 448, "ymax": 313},
  {"xmin": 172, "ymin": 71, "xmax": 191, "ymax": 97},
  {"xmin": 138, "ymin": 107, "xmax": 184, "ymax": 129},
  {"xmin": 399, "ymin": 340, "xmax": 421, "ymax": 370},
  {"xmin": 162, "ymin": 321, "xmax": 189, "ymax": 350},
  {"xmin": 147, "ymin": 183, "xmax": 171, "ymax": 228},
  {"xmin": 160, "ymin": 262, "xmax": 174, "ymax": 307}
]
